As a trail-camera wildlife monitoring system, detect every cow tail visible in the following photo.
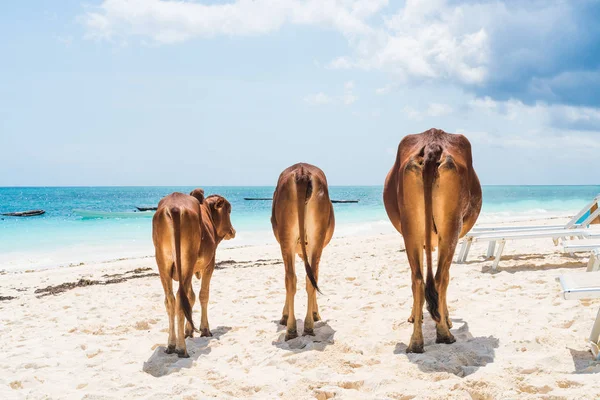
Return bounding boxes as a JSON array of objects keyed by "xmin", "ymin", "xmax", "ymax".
[
  {"xmin": 423, "ymin": 144, "xmax": 442, "ymax": 322},
  {"xmin": 171, "ymin": 206, "xmax": 196, "ymax": 332},
  {"xmin": 296, "ymin": 169, "xmax": 320, "ymax": 294}
]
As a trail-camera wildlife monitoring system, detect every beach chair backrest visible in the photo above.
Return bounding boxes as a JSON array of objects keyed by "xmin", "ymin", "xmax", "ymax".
[{"xmin": 567, "ymin": 194, "xmax": 600, "ymax": 229}]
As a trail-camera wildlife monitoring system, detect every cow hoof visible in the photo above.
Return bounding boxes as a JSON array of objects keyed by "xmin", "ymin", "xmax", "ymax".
[
  {"xmin": 184, "ymin": 331, "xmax": 193, "ymax": 339},
  {"xmin": 406, "ymin": 343, "xmax": 424, "ymax": 354},
  {"xmin": 436, "ymin": 334, "xmax": 456, "ymax": 344},
  {"xmin": 303, "ymin": 328, "xmax": 315, "ymax": 336},
  {"xmin": 313, "ymin": 312, "xmax": 321, "ymax": 322},
  {"xmin": 285, "ymin": 330, "xmax": 298, "ymax": 341},
  {"xmin": 200, "ymin": 329, "xmax": 213, "ymax": 337},
  {"xmin": 279, "ymin": 316, "xmax": 288, "ymax": 325},
  {"xmin": 165, "ymin": 345, "xmax": 176, "ymax": 354},
  {"xmin": 174, "ymin": 349, "xmax": 189, "ymax": 358},
  {"xmin": 407, "ymin": 313, "xmax": 424, "ymax": 323}
]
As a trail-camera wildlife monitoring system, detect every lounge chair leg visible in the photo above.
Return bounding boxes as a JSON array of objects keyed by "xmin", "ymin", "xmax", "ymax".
[
  {"xmin": 491, "ymin": 240, "xmax": 506, "ymax": 272},
  {"xmin": 590, "ymin": 307, "xmax": 600, "ymax": 360},
  {"xmin": 587, "ymin": 254, "xmax": 597, "ymax": 272},
  {"xmin": 487, "ymin": 241, "xmax": 496, "ymax": 258},
  {"xmin": 456, "ymin": 241, "xmax": 467, "ymax": 263},
  {"xmin": 591, "ymin": 251, "xmax": 600, "ymax": 272},
  {"xmin": 462, "ymin": 239, "xmax": 472, "ymax": 263}
]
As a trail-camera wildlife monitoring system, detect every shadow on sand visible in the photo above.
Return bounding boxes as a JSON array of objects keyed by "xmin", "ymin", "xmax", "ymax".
[
  {"xmin": 272, "ymin": 319, "xmax": 336, "ymax": 353},
  {"xmin": 460, "ymin": 253, "xmax": 555, "ymax": 265},
  {"xmin": 395, "ymin": 318, "xmax": 499, "ymax": 377},
  {"xmin": 569, "ymin": 348, "xmax": 600, "ymax": 374},
  {"xmin": 482, "ymin": 260, "xmax": 586, "ymax": 274},
  {"xmin": 143, "ymin": 326, "xmax": 231, "ymax": 377}
]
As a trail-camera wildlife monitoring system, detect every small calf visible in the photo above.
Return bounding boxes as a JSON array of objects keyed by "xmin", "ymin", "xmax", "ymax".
[{"xmin": 152, "ymin": 188, "xmax": 235, "ymax": 358}]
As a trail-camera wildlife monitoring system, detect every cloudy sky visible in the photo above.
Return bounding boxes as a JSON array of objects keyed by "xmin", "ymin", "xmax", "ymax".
[{"xmin": 1, "ymin": 0, "xmax": 599, "ymax": 186}]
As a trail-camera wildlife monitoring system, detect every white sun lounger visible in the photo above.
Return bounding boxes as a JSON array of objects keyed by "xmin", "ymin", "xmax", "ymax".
[
  {"xmin": 563, "ymin": 240, "xmax": 600, "ymax": 271},
  {"xmin": 457, "ymin": 197, "xmax": 600, "ymax": 268},
  {"xmin": 557, "ymin": 271, "xmax": 600, "ymax": 359},
  {"xmin": 455, "ymin": 228, "xmax": 592, "ymax": 272},
  {"xmin": 471, "ymin": 194, "xmax": 600, "ymax": 233}
]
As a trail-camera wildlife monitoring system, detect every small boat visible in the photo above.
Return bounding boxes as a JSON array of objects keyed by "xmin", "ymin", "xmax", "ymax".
[
  {"xmin": 1, "ymin": 209, "xmax": 45, "ymax": 217},
  {"xmin": 136, "ymin": 206, "xmax": 158, "ymax": 211},
  {"xmin": 243, "ymin": 198, "xmax": 273, "ymax": 201},
  {"xmin": 73, "ymin": 209, "xmax": 155, "ymax": 219},
  {"xmin": 243, "ymin": 197, "xmax": 359, "ymax": 203}
]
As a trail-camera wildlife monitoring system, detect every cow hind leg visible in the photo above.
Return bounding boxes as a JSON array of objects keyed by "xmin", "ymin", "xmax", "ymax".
[
  {"xmin": 401, "ymin": 165, "xmax": 427, "ymax": 353},
  {"xmin": 157, "ymin": 252, "xmax": 176, "ymax": 354},
  {"xmin": 432, "ymin": 160, "xmax": 464, "ymax": 344},
  {"xmin": 303, "ymin": 249, "xmax": 322, "ymax": 336},
  {"xmin": 303, "ymin": 221, "xmax": 327, "ymax": 336},
  {"xmin": 184, "ymin": 283, "xmax": 196, "ymax": 338},
  {"xmin": 280, "ymin": 299, "xmax": 289, "ymax": 326},
  {"xmin": 175, "ymin": 249, "xmax": 197, "ymax": 358},
  {"xmin": 405, "ymin": 240, "xmax": 426, "ymax": 353},
  {"xmin": 280, "ymin": 240, "xmax": 298, "ymax": 340},
  {"xmin": 199, "ymin": 260, "xmax": 215, "ymax": 337}
]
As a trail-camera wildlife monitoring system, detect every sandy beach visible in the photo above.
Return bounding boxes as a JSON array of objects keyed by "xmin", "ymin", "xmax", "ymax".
[{"xmin": 2, "ymin": 216, "xmax": 600, "ymax": 399}]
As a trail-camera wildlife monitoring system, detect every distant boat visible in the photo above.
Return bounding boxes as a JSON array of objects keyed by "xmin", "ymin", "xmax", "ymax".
[
  {"xmin": 136, "ymin": 206, "xmax": 158, "ymax": 211},
  {"xmin": 244, "ymin": 197, "xmax": 359, "ymax": 204},
  {"xmin": 1, "ymin": 209, "xmax": 45, "ymax": 217},
  {"xmin": 73, "ymin": 209, "xmax": 155, "ymax": 219}
]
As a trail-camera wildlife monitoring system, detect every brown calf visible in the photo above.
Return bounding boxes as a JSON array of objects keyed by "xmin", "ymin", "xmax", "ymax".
[
  {"xmin": 271, "ymin": 163, "xmax": 335, "ymax": 340},
  {"xmin": 383, "ymin": 128, "xmax": 482, "ymax": 353},
  {"xmin": 152, "ymin": 188, "xmax": 235, "ymax": 358}
]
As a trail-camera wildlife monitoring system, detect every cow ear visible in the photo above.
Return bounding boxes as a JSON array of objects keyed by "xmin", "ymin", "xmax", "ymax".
[
  {"xmin": 190, "ymin": 188, "xmax": 205, "ymax": 204},
  {"xmin": 215, "ymin": 198, "xmax": 225, "ymax": 209}
]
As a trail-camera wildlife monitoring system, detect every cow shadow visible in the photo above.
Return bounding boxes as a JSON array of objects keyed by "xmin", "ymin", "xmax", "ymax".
[
  {"xmin": 394, "ymin": 318, "xmax": 498, "ymax": 377},
  {"xmin": 569, "ymin": 348, "xmax": 600, "ymax": 374},
  {"xmin": 461, "ymin": 254, "xmax": 586, "ymax": 268},
  {"xmin": 482, "ymin": 260, "xmax": 585, "ymax": 274},
  {"xmin": 143, "ymin": 326, "xmax": 231, "ymax": 377},
  {"xmin": 272, "ymin": 319, "xmax": 336, "ymax": 353}
]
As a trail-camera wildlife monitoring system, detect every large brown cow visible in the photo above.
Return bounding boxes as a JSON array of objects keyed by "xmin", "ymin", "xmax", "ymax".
[
  {"xmin": 271, "ymin": 163, "xmax": 335, "ymax": 340},
  {"xmin": 152, "ymin": 188, "xmax": 235, "ymax": 358},
  {"xmin": 383, "ymin": 128, "xmax": 482, "ymax": 353}
]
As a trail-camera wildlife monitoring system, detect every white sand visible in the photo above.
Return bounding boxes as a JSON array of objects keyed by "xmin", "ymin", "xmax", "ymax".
[{"xmin": 2, "ymin": 216, "xmax": 600, "ymax": 399}]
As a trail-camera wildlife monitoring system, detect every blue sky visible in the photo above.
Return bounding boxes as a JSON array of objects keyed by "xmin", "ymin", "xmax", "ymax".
[{"xmin": 1, "ymin": 0, "xmax": 599, "ymax": 186}]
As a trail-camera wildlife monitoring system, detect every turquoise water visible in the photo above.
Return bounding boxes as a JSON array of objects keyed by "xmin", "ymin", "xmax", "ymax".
[{"xmin": 1, "ymin": 186, "xmax": 599, "ymax": 271}]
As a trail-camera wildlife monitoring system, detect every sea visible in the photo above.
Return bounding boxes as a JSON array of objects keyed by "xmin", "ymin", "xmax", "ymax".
[{"xmin": 1, "ymin": 186, "xmax": 599, "ymax": 272}]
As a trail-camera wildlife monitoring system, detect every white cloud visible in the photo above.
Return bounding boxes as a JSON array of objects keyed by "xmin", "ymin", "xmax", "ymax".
[
  {"xmin": 56, "ymin": 35, "xmax": 74, "ymax": 47},
  {"xmin": 343, "ymin": 81, "xmax": 358, "ymax": 105},
  {"xmin": 403, "ymin": 106, "xmax": 421, "ymax": 120},
  {"xmin": 427, "ymin": 103, "xmax": 453, "ymax": 117},
  {"xmin": 81, "ymin": 0, "xmax": 388, "ymax": 43},
  {"xmin": 459, "ymin": 96, "xmax": 600, "ymax": 154},
  {"xmin": 326, "ymin": 56, "xmax": 353, "ymax": 70},
  {"xmin": 323, "ymin": 0, "xmax": 491, "ymax": 84},
  {"xmin": 80, "ymin": 0, "xmax": 490, "ymax": 84},
  {"xmin": 467, "ymin": 97, "xmax": 600, "ymax": 132},
  {"xmin": 80, "ymin": 0, "xmax": 592, "ymax": 99},
  {"xmin": 343, "ymin": 94, "xmax": 358, "ymax": 105},
  {"xmin": 304, "ymin": 92, "xmax": 333, "ymax": 106},
  {"xmin": 375, "ymin": 84, "xmax": 395, "ymax": 95},
  {"xmin": 307, "ymin": 81, "xmax": 358, "ymax": 106},
  {"xmin": 468, "ymin": 96, "xmax": 498, "ymax": 113},
  {"xmin": 402, "ymin": 102, "xmax": 453, "ymax": 119}
]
